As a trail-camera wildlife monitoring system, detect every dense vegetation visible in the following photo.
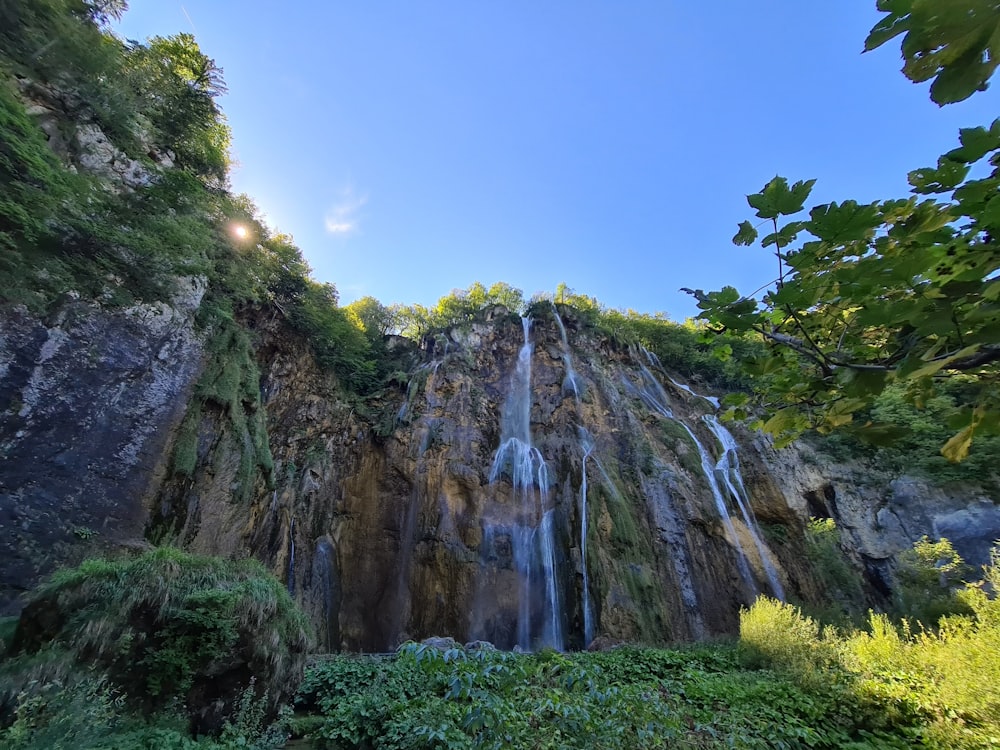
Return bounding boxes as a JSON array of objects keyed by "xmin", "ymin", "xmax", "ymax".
[
  {"xmin": 0, "ymin": 0, "xmax": 377, "ymax": 393},
  {"xmin": 280, "ymin": 545, "xmax": 1000, "ymax": 750},
  {"xmin": 2, "ymin": 536, "xmax": 996, "ymax": 748},
  {"xmin": 0, "ymin": 548, "xmax": 309, "ymax": 748}
]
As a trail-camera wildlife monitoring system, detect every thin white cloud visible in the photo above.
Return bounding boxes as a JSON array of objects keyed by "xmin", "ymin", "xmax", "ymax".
[{"xmin": 324, "ymin": 189, "xmax": 367, "ymax": 235}]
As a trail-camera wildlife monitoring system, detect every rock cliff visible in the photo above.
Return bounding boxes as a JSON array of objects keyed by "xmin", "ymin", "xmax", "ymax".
[{"xmin": 1, "ymin": 299, "xmax": 997, "ymax": 650}]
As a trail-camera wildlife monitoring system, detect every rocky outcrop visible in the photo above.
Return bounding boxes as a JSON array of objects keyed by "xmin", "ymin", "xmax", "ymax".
[
  {"xmin": 758, "ymin": 437, "xmax": 1000, "ymax": 578},
  {"xmin": 0, "ymin": 279, "xmax": 205, "ymax": 614},
  {"xmin": 17, "ymin": 76, "xmax": 174, "ymax": 191}
]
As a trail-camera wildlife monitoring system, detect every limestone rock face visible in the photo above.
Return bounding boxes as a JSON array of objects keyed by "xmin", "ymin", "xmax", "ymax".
[
  {"xmin": 0, "ymin": 285, "xmax": 204, "ymax": 614},
  {"xmin": 757, "ymin": 437, "xmax": 1000, "ymax": 574},
  {"xmin": 2, "ymin": 299, "xmax": 998, "ymax": 651},
  {"xmin": 16, "ymin": 76, "xmax": 173, "ymax": 191}
]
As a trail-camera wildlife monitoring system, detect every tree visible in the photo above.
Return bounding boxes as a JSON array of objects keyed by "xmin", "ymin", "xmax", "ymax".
[
  {"xmin": 125, "ymin": 33, "xmax": 231, "ymax": 181},
  {"xmin": 685, "ymin": 1, "xmax": 1000, "ymax": 461},
  {"xmin": 346, "ymin": 295, "xmax": 398, "ymax": 341}
]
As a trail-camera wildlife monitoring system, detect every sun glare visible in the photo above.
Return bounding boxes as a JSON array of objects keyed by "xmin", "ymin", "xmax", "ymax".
[{"xmin": 231, "ymin": 223, "xmax": 249, "ymax": 240}]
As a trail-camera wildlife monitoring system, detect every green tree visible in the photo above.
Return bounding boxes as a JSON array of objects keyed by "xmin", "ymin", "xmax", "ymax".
[
  {"xmin": 125, "ymin": 33, "xmax": 231, "ymax": 181},
  {"xmin": 687, "ymin": 2, "xmax": 1000, "ymax": 460},
  {"xmin": 346, "ymin": 295, "xmax": 398, "ymax": 341}
]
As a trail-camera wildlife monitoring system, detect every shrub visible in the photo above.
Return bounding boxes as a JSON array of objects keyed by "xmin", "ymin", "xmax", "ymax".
[
  {"xmin": 803, "ymin": 517, "xmax": 865, "ymax": 622},
  {"xmin": 893, "ymin": 536, "xmax": 972, "ymax": 626},
  {"xmin": 738, "ymin": 597, "xmax": 839, "ymax": 684},
  {"xmin": 5, "ymin": 548, "xmax": 311, "ymax": 735}
]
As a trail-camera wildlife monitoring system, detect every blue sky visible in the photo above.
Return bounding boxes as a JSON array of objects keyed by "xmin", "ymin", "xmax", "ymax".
[{"xmin": 116, "ymin": 2, "xmax": 1000, "ymax": 320}]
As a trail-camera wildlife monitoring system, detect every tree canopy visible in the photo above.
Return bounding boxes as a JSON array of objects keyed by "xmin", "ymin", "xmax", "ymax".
[{"xmin": 686, "ymin": 1, "xmax": 1000, "ymax": 461}]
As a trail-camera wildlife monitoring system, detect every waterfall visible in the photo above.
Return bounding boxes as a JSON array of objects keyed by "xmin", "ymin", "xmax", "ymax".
[
  {"xmin": 665, "ymin": 374, "xmax": 721, "ymax": 409},
  {"xmin": 287, "ymin": 517, "xmax": 296, "ymax": 596},
  {"xmin": 389, "ymin": 422, "xmax": 434, "ymax": 645},
  {"xmin": 552, "ymin": 304, "xmax": 581, "ymax": 400},
  {"xmin": 676, "ymin": 421, "xmax": 758, "ymax": 594},
  {"xmin": 312, "ymin": 537, "xmax": 340, "ymax": 651},
  {"xmin": 486, "ymin": 317, "xmax": 564, "ymax": 651},
  {"xmin": 397, "ymin": 360, "xmax": 442, "ymax": 423},
  {"xmin": 579, "ymin": 432, "xmax": 594, "ymax": 646},
  {"xmin": 552, "ymin": 304, "xmax": 597, "ymax": 646},
  {"xmin": 626, "ymin": 347, "xmax": 674, "ymax": 418},
  {"xmin": 642, "ymin": 346, "xmax": 720, "ymax": 409},
  {"xmin": 702, "ymin": 415, "xmax": 785, "ymax": 600}
]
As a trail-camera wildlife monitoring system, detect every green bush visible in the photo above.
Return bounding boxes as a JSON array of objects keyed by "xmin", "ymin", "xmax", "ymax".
[
  {"xmin": 4, "ymin": 548, "xmax": 311, "ymax": 735},
  {"xmin": 293, "ymin": 640, "xmax": 918, "ymax": 749},
  {"xmin": 738, "ymin": 544, "xmax": 1000, "ymax": 749},
  {"xmin": 893, "ymin": 536, "xmax": 972, "ymax": 625},
  {"xmin": 0, "ymin": 674, "xmax": 290, "ymax": 749},
  {"xmin": 803, "ymin": 517, "xmax": 866, "ymax": 623},
  {"xmin": 738, "ymin": 597, "xmax": 839, "ymax": 684}
]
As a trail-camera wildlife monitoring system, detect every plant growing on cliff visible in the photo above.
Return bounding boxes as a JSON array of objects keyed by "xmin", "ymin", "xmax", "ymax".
[
  {"xmin": 685, "ymin": 1, "xmax": 1000, "ymax": 461},
  {"xmin": 893, "ymin": 535, "xmax": 973, "ymax": 625},
  {"xmin": 2, "ymin": 548, "xmax": 311, "ymax": 737}
]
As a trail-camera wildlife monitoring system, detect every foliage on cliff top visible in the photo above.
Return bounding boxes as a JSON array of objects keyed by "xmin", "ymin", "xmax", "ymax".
[
  {"xmin": 687, "ymin": 2, "xmax": 1000, "ymax": 461},
  {"xmin": 3, "ymin": 547, "xmax": 311, "ymax": 736}
]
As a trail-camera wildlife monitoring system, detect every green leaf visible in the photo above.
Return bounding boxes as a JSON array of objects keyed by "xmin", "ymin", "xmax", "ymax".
[
  {"xmin": 908, "ymin": 158, "xmax": 970, "ymax": 194},
  {"xmin": 841, "ymin": 369, "xmax": 889, "ymax": 399},
  {"xmin": 906, "ymin": 344, "xmax": 981, "ymax": 379},
  {"xmin": 733, "ymin": 220, "xmax": 758, "ymax": 246},
  {"xmin": 761, "ymin": 220, "xmax": 806, "ymax": 249},
  {"xmin": 864, "ymin": 10, "xmax": 910, "ymax": 52},
  {"xmin": 807, "ymin": 201, "xmax": 881, "ymax": 243},
  {"xmin": 763, "ymin": 408, "xmax": 803, "ymax": 436},
  {"xmin": 712, "ymin": 343, "xmax": 733, "ymax": 362},
  {"xmin": 944, "ymin": 120, "xmax": 1000, "ymax": 163},
  {"xmin": 747, "ymin": 177, "xmax": 816, "ymax": 219}
]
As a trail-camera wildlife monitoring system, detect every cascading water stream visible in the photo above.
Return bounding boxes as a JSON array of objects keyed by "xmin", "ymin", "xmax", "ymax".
[
  {"xmin": 312, "ymin": 537, "xmax": 339, "ymax": 650},
  {"xmin": 389, "ymin": 423, "xmax": 435, "ymax": 645},
  {"xmin": 287, "ymin": 517, "xmax": 296, "ymax": 596},
  {"xmin": 552, "ymin": 305, "xmax": 581, "ymax": 401},
  {"xmin": 626, "ymin": 348, "xmax": 759, "ymax": 596},
  {"xmin": 552, "ymin": 304, "xmax": 598, "ymax": 645},
  {"xmin": 397, "ymin": 360, "xmax": 442, "ymax": 423},
  {"xmin": 486, "ymin": 317, "xmax": 564, "ymax": 650},
  {"xmin": 676, "ymin": 421, "xmax": 758, "ymax": 594},
  {"xmin": 702, "ymin": 415, "xmax": 785, "ymax": 600},
  {"xmin": 579, "ymin": 431, "xmax": 595, "ymax": 646},
  {"xmin": 625, "ymin": 347, "xmax": 675, "ymax": 418},
  {"xmin": 642, "ymin": 347, "xmax": 720, "ymax": 409}
]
